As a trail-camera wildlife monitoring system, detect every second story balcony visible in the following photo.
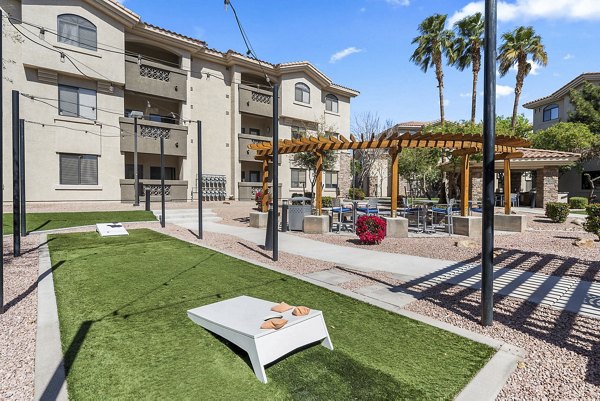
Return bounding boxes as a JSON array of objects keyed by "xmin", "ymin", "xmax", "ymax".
[
  {"xmin": 120, "ymin": 117, "xmax": 187, "ymax": 157},
  {"xmin": 239, "ymin": 84, "xmax": 273, "ymax": 118},
  {"xmin": 125, "ymin": 55, "xmax": 187, "ymax": 102}
]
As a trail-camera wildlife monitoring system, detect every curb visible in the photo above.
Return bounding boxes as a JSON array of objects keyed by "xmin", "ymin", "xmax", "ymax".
[
  {"xmin": 34, "ymin": 234, "xmax": 68, "ymax": 401},
  {"xmin": 161, "ymin": 227, "xmax": 525, "ymax": 401}
]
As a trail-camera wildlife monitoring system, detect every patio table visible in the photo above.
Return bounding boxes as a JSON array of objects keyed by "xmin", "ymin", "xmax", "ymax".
[{"xmin": 187, "ymin": 296, "xmax": 333, "ymax": 383}]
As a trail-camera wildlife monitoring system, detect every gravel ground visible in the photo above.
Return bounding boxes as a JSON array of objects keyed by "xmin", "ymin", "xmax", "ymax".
[
  {"xmin": 0, "ymin": 235, "xmax": 41, "ymax": 401},
  {"xmin": 403, "ymin": 284, "xmax": 600, "ymax": 400}
]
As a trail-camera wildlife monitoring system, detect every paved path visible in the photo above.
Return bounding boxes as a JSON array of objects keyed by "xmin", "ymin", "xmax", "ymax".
[{"xmin": 180, "ymin": 219, "xmax": 599, "ymax": 319}]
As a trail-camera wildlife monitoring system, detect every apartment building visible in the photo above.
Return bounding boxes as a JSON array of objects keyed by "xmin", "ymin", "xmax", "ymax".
[
  {"xmin": 523, "ymin": 72, "xmax": 600, "ymax": 199},
  {"xmin": 1, "ymin": 0, "xmax": 358, "ymax": 203}
]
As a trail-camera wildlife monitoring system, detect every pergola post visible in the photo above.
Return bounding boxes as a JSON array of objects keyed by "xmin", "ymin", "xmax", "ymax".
[
  {"xmin": 504, "ymin": 158, "xmax": 511, "ymax": 215},
  {"xmin": 390, "ymin": 147, "xmax": 400, "ymax": 218},
  {"xmin": 315, "ymin": 151, "xmax": 323, "ymax": 216},
  {"xmin": 461, "ymin": 154, "xmax": 470, "ymax": 216},
  {"xmin": 261, "ymin": 158, "xmax": 269, "ymax": 212}
]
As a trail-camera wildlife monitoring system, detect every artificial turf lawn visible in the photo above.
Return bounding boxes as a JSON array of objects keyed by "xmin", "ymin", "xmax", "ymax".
[
  {"xmin": 48, "ymin": 229, "xmax": 494, "ymax": 400},
  {"xmin": 2, "ymin": 210, "xmax": 156, "ymax": 234}
]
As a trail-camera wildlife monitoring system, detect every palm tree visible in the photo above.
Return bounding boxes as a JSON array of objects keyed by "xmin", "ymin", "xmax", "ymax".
[
  {"xmin": 498, "ymin": 26, "xmax": 548, "ymax": 130},
  {"xmin": 410, "ymin": 14, "xmax": 454, "ymax": 126},
  {"xmin": 450, "ymin": 13, "xmax": 484, "ymax": 126}
]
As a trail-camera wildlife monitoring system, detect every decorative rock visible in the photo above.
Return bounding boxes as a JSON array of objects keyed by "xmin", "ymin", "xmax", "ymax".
[{"xmin": 573, "ymin": 238, "xmax": 595, "ymax": 248}]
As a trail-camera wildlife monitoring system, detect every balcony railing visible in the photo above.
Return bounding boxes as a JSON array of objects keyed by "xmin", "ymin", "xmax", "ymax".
[
  {"xmin": 125, "ymin": 55, "xmax": 187, "ymax": 101},
  {"xmin": 120, "ymin": 179, "xmax": 189, "ymax": 202},
  {"xmin": 120, "ymin": 117, "xmax": 187, "ymax": 157},
  {"xmin": 239, "ymin": 84, "xmax": 273, "ymax": 117}
]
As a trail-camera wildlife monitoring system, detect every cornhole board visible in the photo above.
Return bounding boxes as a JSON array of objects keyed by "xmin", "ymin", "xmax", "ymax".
[
  {"xmin": 96, "ymin": 223, "xmax": 129, "ymax": 237},
  {"xmin": 187, "ymin": 295, "xmax": 333, "ymax": 383}
]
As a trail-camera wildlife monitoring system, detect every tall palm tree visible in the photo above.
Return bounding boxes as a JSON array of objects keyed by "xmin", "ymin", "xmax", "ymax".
[
  {"xmin": 410, "ymin": 14, "xmax": 454, "ymax": 126},
  {"xmin": 498, "ymin": 26, "xmax": 548, "ymax": 130},
  {"xmin": 450, "ymin": 13, "xmax": 484, "ymax": 126}
]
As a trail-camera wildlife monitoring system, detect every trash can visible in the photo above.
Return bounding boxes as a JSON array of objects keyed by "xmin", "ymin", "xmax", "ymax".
[{"xmin": 288, "ymin": 196, "xmax": 312, "ymax": 231}]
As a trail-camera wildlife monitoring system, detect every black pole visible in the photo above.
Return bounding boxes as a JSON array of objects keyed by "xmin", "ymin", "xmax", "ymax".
[
  {"xmin": 133, "ymin": 117, "xmax": 139, "ymax": 206},
  {"xmin": 272, "ymin": 84, "xmax": 279, "ymax": 261},
  {"xmin": 264, "ymin": 205, "xmax": 273, "ymax": 251},
  {"xmin": 481, "ymin": 0, "xmax": 497, "ymax": 326},
  {"xmin": 197, "ymin": 120, "xmax": 203, "ymax": 239},
  {"xmin": 160, "ymin": 137, "xmax": 165, "ymax": 228},
  {"xmin": 281, "ymin": 200, "xmax": 288, "ymax": 232},
  {"xmin": 0, "ymin": 19, "xmax": 4, "ymax": 313},
  {"xmin": 19, "ymin": 119, "xmax": 26, "ymax": 236},
  {"xmin": 145, "ymin": 189, "xmax": 151, "ymax": 211},
  {"xmin": 12, "ymin": 91, "xmax": 20, "ymax": 256}
]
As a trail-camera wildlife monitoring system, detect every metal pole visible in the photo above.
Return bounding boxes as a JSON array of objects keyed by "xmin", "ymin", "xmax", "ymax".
[
  {"xmin": 281, "ymin": 199, "xmax": 288, "ymax": 232},
  {"xmin": 19, "ymin": 119, "xmax": 26, "ymax": 236},
  {"xmin": 133, "ymin": 117, "xmax": 139, "ymax": 206},
  {"xmin": 197, "ymin": 121, "xmax": 203, "ymax": 239},
  {"xmin": 145, "ymin": 189, "xmax": 150, "ymax": 211},
  {"xmin": 0, "ymin": 19, "xmax": 4, "ymax": 313},
  {"xmin": 481, "ymin": 0, "xmax": 497, "ymax": 326},
  {"xmin": 272, "ymin": 84, "xmax": 279, "ymax": 261},
  {"xmin": 12, "ymin": 91, "xmax": 20, "ymax": 256},
  {"xmin": 160, "ymin": 137, "xmax": 165, "ymax": 228}
]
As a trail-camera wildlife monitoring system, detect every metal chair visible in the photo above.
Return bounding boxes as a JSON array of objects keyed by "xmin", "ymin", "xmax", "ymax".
[
  {"xmin": 331, "ymin": 198, "xmax": 354, "ymax": 232},
  {"xmin": 429, "ymin": 200, "xmax": 459, "ymax": 235},
  {"xmin": 357, "ymin": 198, "xmax": 379, "ymax": 215}
]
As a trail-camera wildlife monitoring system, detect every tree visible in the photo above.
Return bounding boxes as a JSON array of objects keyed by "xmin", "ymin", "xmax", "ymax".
[
  {"xmin": 291, "ymin": 121, "xmax": 338, "ymax": 204},
  {"xmin": 569, "ymin": 82, "xmax": 600, "ymax": 135},
  {"xmin": 410, "ymin": 14, "xmax": 454, "ymax": 126},
  {"xmin": 529, "ymin": 122, "xmax": 597, "ymax": 153},
  {"xmin": 495, "ymin": 114, "xmax": 532, "ymax": 137},
  {"xmin": 351, "ymin": 112, "xmax": 393, "ymax": 192},
  {"xmin": 498, "ymin": 26, "xmax": 548, "ymax": 130},
  {"xmin": 450, "ymin": 12, "xmax": 484, "ymax": 125},
  {"xmin": 397, "ymin": 148, "xmax": 441, "ymax": 199}
]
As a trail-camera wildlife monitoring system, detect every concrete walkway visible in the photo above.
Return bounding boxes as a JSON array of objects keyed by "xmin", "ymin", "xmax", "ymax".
[{"xmin": 195, "ymin": 221, "xmax": 600, "ymax": 319}]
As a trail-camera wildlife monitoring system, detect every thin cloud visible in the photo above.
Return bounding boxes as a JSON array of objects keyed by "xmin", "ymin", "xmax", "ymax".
[
  {"xmin": 459, "ymin": 93, "xmax": 471, "ymax": 98},
  {"xmin": 329, "ymin": 47, "xmax": 363, "ymax": 63},
  {"xmin": 496, "ymin": 85, "xmax": 514, "ymax": 97},
  {"xmin": 449, "ymin": 0, "xmax": 600, "ymax": 25},
  {"xmin": 510, "ymin": 59, "xmax": 543, "ymax": 76},
  {"xmin": 359, "ymin": 7, "xmax": 367, "ymax": 12},
  {"xmin": 385, "ymin": 0, "xmax": 410, "ymax": 6},
  {"xmin": 563, "ymin": 53, "xmax": 575, "ymax": 60}
]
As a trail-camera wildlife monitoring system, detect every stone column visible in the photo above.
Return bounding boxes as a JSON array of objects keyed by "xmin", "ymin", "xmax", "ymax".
[
  {"xmin": 536, "ymin": 167, "xmax": 559, "ymax": 207},
  {"xmin": 470, "ymin": 170, "xmax": 483, "ymax": 202},
  {"xmin": 337, "ymin": 152, "xmax": 352, "ymax": 198}
]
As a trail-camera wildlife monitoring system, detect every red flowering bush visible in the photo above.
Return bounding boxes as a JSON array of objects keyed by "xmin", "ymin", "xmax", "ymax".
[{"xmin": 356, "ymin": 215, "xmax": 387, "ymax": 245}]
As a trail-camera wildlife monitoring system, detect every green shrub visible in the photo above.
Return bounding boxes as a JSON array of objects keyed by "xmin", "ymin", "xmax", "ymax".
[
  {"xmin": 322, "ymin": 196, "xmax": 333, "ymax": 208},
  {"xmin": 584, "ymin": 204, "xmax": 600, "ymax": 240},
  {"xmin": 348, "ymin": 187, "xmax": 365, "ymax": 200},
  {"xmin": 568, "ymin": 197, "xmax": 588, "ymax": 209},
  {"xmin": 545, "ymin": 202, "xmax": 570, "ymax": 223}
]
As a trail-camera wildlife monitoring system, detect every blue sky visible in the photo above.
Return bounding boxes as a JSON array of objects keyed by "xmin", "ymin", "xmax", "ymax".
[{"xmin": 121, "ymin": 0, "xmax": 600, "ymax": 125}]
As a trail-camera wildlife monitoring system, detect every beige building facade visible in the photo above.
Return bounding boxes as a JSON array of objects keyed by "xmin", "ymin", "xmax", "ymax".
[{"xmin": 1, "ymin": 0, "xmax": 358, "ymax": 203}]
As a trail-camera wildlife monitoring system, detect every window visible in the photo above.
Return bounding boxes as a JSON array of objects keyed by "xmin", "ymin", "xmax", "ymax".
[
  {"xmin": 125, "ymin": 164, "xmax": 143, "ymax": 180},
  {"xmin": 291, "ymin": 169, "xmax": 306, "ymax": 188},
  {"xmin": 582, "ymin": 170, "xmax": 600, "ymax": 190},
  {"xmin": 325, "ymin": 94, "xmax": 338, "ymax": 113},
  {"xmin": 291, "ymin": 125, "xmax": 306, "ymax": 140},
  {"xmin": 59, "ymin": 85, "xmax": 97, "ymax": 120},
  {"xmin": 249, "ymin": 128, "xmax": 261, "ymax": 136},
  {"xmin": 60, "ymin": 154, "xmax": 98, "ymax": 185},
  {"xmin": 325, "ymin": 171, "xmax": 338, "ymax": 189},
  {"xmin": 57, "ymin": 14, "xmax": 97, "ymax": 51},
  {"xmin": 249, "ymin": 171, "xmax": 260, "ymax": 182},
  {"xmin": 150, "ymin": 167, "xmax": 177, "ymax": 180},
  {"xmin": 295, "ymin": 83, "xmax": 310, "ymax": 104},
  {"xmin": 543, "ymin": 104, "xmax": 559, "ymax": 122}
]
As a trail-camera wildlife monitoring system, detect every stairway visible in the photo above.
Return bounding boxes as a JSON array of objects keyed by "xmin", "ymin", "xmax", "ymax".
[{"xmin": 152, "ymin": 208, "xmax": 221, "ymax": 229}]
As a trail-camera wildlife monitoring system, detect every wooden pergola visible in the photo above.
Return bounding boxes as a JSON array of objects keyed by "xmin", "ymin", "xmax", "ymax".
[{"xmin": 249, "ymin": 131, "xmax": 530, "ymax": 216}]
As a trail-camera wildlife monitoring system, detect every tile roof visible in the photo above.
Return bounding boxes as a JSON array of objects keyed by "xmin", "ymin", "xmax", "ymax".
[
  {"xmin": 523, "ymin": 72, "xmax": 600, "ymax": 108},
  {"xmin": 142, "ymin": 23, "xmax": 207, "ymax": 47},
  {"xmin": 516, "ymin": 148, "xmax": 580, "ymax": 159}
]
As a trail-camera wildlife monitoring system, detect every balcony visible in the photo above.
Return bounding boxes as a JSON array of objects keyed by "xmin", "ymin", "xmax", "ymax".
[
  {"xmin": 125, "ymin": 55, "xmax": 187, "ymax": 101},
  {"xmin": 238, "ymin": 182, "xmax": 282, "ymax": 201},
  {"xmin": 239, "ymin": 84, "xmax": 273, "ymax": 118},
  {"xmin": 120, "ymin": 179, "xmax": 189, "ymax": 202},
  {"xmin": 120, "ymin": 117, "xmax": 187, "ymax": 157}
]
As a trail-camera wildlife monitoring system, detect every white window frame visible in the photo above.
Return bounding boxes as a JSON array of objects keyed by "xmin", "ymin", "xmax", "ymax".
[
  {"xmin": 325, "ymin": 94, "xmax": 338, "ymax": 113},
  {"xmin": 291, "ymin": 168, "xmax": 306, "ymax": 188},
  {"xmin": 58, "ymin": 85, "xmax": 97, "ymax": 120},
  {"xmin": 325, "ymin": 171, "xmax": 338, "ymax": 189},
  {"xmin": 295, "ymin": 83, "xmax": 310, "ymax": 104},
  {"xmin": 57, "ymin": 14, "xmax": 97, "ymax": 51}
]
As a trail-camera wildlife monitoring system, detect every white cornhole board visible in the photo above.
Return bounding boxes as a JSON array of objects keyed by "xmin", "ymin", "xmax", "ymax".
[
  {"xmin": 96, "ymin": 222, "xmax": 129, "ymax": 237},
  {"xmin": 187, "ymin": 295, "xmax": 333, "ymax": 383}
]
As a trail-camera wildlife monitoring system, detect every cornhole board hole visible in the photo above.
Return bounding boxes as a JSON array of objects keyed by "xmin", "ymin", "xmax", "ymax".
[
  {"xmin": 96, "ymin": 222, "xmax": 129, "ymax": 237},
  {"xmin": 187, "ymin": 295, "xmax": 333, "ymax": 383}
]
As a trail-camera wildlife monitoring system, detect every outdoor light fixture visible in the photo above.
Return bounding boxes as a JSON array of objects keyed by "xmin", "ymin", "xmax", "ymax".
[
  {"xmin": 39, "ymin": 28, "xmax": 45, "ymax": 39},
  {"xmin": 146, "ymin": 100, "xmax": 151, "ymax": 108},
  {"xmin": 60, "ymin": 52, "xmax": 65, "ymax": 63}
]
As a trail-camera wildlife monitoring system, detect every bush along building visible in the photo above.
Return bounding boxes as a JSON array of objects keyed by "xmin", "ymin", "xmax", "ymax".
[{"xmin": 1, "ymin": 0, "xmax": 358, "ymax": 203}]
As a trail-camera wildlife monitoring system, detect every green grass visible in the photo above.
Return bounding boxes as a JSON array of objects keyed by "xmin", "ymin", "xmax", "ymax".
[
  {"xmin": 3, "ymin": 211, "xmax": 156, "ymax": 234},
  {"xmin": 48, "ymin": 229, "xmax": 494, "ymax": 400}
]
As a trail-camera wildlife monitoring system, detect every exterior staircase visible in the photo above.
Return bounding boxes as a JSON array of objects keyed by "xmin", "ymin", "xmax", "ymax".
[{"xmin": 152, "ymin": 208, "xmax": 221, "ymax": 229}]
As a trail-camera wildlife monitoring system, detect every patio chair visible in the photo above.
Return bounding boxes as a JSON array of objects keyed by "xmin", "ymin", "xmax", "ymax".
[
  {"xmin": 357, "ymin": 198, "xmax": 379, "ymax": 215},
  {"xmin": 429, "ymin": 200, "xmax": 460, "ymax": 234},
  {"xmin": 331, "ymin": 198, "xmax": 354, "ymax": 232}
]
